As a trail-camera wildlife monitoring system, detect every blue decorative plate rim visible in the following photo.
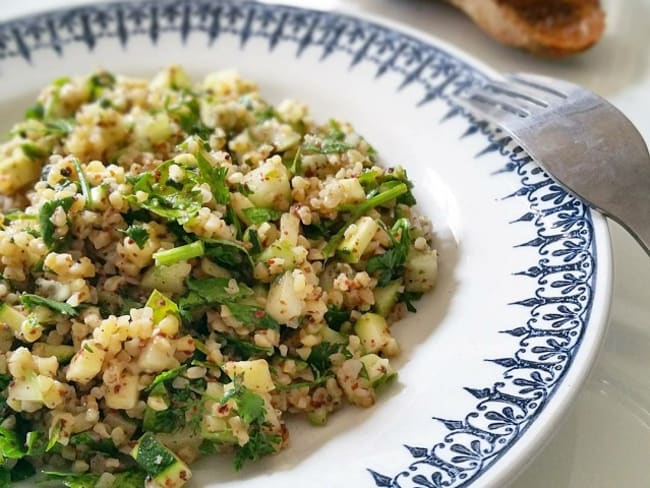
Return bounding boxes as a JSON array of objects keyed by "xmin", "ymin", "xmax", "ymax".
[{"xmin": 0, "ymin": 1, "xmax": 605, "ymax": 486}]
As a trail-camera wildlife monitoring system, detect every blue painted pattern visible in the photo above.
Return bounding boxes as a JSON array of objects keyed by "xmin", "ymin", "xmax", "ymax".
[{"xmin": 0, "ymin": 2, "xmax": 596, "ymax": 486}]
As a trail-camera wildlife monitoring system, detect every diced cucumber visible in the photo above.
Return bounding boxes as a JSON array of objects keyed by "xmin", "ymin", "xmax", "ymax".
[
  {"xmin": 32, "ymin": 343, "xmax": 75, "ymax": 363},
  {"xmin": 337, "ymin": 216, "xmax": 379, "ymax": 263},
  {"xmin": 134, "ymin": 112, "xmax": 173, "ymax": 145},
  {"xmin": 265, "ymin": 271, "xmax": 303, "ymax": 324},
  {"xmin": 242, "ymin": 156, "xmax": 291, "ymax": 211},
  {"xmin": 307, "ymin": 409, "xmax": 328, "ymax": 426},
  {"xmin": 230, "ymin": 192, "xmax": 255, "ymax": 225},
  {"xmin": 373, "ymin": 280, "xmax": 403, "ymax": 317},
  {"xmin": 141, "ymin": 261, "xmax": 192, "ymax": 295},
  {"xmin": 145, "ymin": 290, "xmax": 179, "ymax": 324},
  {"xmin": 250, "ymin": 119, "xmax": 301, "ymax": 152},
  {"xmin": 222, "ymin": 359, "xmax": 275, "ymax": 394},
  {"xmin": 280, "ymin": 213, "xmax": 300, "ymax": 246},
  {"xmin": 337, "ymin": 178, "xmax": 365, "ymax": 205},
  {"xmin": 151, "ymin": 65, "xmax": 192, "ymax": 91},
  {"xmin": 201, "ymin": 380, "xmax": 237, "ymax": 441},
  {"xmin": 320, "ymin": 325, "xmax": 347, "ymax": 345},
  {"xmin": 404, "ymin": 249, "xmax": 438, "ymax": 293},
  {"xmin": 88, "ymin": 185, "xmax": 108, "ymax": 211},
  {"xmin": 29, "ymin": 306, "xmax": 57, "ymax": 325},
  {"xmin": 0, "ymin": 303, "xmax": 26, "ymax": 333},
  {"xmin": 0, "ymin": 151, "xmax": 41, "ymax": 195},
  {"xmin": 9, "ymin": 371, "xmax": 41, "ymax": 403},
  {"xmin": 257, "ymin": 239, "xmax": 303, "ymax": 271},
  {"xmin": 360, "ymin": 354, "xmax": 396, "ymax": 388},
  {"xmin": 66, "ymin": 340, "xmax": 105, "ymax": 384},
  {"xmin": 131, "ymin": 432, "xmax": 192, "ymax": 488},
  {"xmin": 354, "ymin": 313, "xmax": 392, "ymax": 354}
]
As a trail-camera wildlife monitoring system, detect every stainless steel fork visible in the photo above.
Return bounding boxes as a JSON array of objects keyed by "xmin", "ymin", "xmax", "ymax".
[{"xmin": 455, "ymin": 73, "xmax": 650, "ymax": 256}]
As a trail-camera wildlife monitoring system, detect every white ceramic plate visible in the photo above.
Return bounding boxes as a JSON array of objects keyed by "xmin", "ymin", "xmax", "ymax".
[{"xmin": 0, "ymin": 1, "xmax": 612, "ymax": 486}]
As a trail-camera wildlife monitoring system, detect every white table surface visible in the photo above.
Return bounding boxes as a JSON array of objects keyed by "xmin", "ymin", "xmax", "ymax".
[{"xmin": 2, "ymin": 1, "xmax": 649, "ymax": 486}]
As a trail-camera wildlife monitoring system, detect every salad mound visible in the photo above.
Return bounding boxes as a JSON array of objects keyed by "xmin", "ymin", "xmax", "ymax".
[{"xmin": 0, "ymin": 66, "xmax": 438, "ymax": 487}]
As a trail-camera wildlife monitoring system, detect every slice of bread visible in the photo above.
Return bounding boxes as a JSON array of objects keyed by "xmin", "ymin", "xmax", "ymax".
[{"xmin": 448, "ymin": 0, "xmax": 605, "ymax": 56}]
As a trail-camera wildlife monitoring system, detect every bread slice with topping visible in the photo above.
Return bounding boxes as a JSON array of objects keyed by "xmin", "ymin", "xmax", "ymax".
[{"xmin": 448, "ymin": 0, "xmax": 605, "ymax": 56}]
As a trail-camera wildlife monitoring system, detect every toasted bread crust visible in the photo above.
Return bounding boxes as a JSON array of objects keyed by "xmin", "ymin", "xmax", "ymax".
[{"xmin": 450, "ymin": 0, "xmax": 605, "ymax": 56}]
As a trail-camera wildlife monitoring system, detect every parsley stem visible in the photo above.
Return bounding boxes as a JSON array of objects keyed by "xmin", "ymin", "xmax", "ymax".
[
  {"xmin": 153, "ymin": 241, "xmax": 204, "ymax": 266},
  {"xmin": 323, "ymin": 183, "xmax": 408, "ymax": 259},
  {"xmin": 72, "ymin": 158, "xmax": 93, "ymax": 209},
  {"xmin": 355, "ymin": 182, "xmax": 407, "ymax": 215}
]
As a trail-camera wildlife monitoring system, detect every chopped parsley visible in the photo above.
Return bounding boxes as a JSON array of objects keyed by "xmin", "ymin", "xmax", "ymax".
[
  {"xmin": 324, "ymin": 306, "xmax": 350, "ymax": 331},
  {"xmin": 243, "ymin": 207, "xmax": 283, "ymax": 225},
  {"xmin": 122, "ymin": 224, "xmax": 149, "ymax": 249},
  {"xmin": 302, "ymin": 120, "xmax": 351, "ymax": 154},
  {"xmin": 20, "ymin": 294, "xmax": 78, "ymax": 317},
  {"xmin": 366, "ymin": 218, "xmax": 412, "ymax": 286},
  {"xmin": 38, "ymin": 196, "xmax": 74, "ymax": 250}
]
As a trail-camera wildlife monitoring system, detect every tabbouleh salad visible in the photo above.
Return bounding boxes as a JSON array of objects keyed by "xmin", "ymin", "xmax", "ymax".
[{"xmin": 0, "ymin": 66, "xmax": 438, "ymax": 487}]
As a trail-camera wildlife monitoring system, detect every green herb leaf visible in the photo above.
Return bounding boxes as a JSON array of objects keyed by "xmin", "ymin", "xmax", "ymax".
[
  {"xmin": 307, "ymin": 342, "xmax": 343, "ymax": 377},
  {"xmin": 122, "ymin": 225, "xmax": 149, "ymax": 249},
  {"xmin": 0, "ymin": 427, "xmax": 25, "ymax": 463},
  {"xmin": 183, "ymin": 137, "xmax": 230, "ymax": 205},
  {"xmin": 24, "ymin": 103, "xmax": 44, "ymax": 121},
  {"xmin": 166, "ymin": 95, "xmax": 213, "ymax": 140},
  {"xmin": 224, "ymin": 303, "xmax": 279, "ymax": 330},
  {"xmin": 11, "ymin": 458, "xmax": 35, "ymax": 482},
  {"xmin": 25, "ymin": 431, "xmax": 46, "ymax": 457},
  {"xmin": 399, "ymin": 291, "xmax": 423, "ymax": 313},
  {"xmin": 366, "ymin": 218, "xmax": 411, "ymax": 286},
  {"xmin": 20, "ymin": 294, "xmax": 78, "ymax": 317},
  {"xmin": 127, "ymin": 160, "xmax": 203, "ymax": 223},
  {"xmin": 254, "ymin": 106, "xmax": 277, "ymax": 122},
  {"xmin": 233, "ymin": 428, "xmax": 280, "ymax": 471},
  {"xmin": 147, "ymin": 365, "xmax": 187, "ymax": 393},
  {"xmin": 275, "ymin": 374, "xmax": 333, "ymax": 391},
  {"xmin": 38, "ymin": 196, "xmax": 74, "ymax": 250},
  {"xmin": 324, "ymin": 306, "xmax": 350, "ymax": 331},
  {"xmin": 302, "ymin": 120, "xmax": 351, "ymax": 154},
  {"xmin": 242, "ymin": 207, "xmax": 283, "ymax": 225},
  {"xmin": 46, "ymin": 420, "xmax": 62, "ymax": 452},
  {"xmin": 42, "ymin": 469, "xmax": 146, "ymax": 488},
  {"xmin": 186, "ymin": 278, "xmax": 253, "ymax": 305},
  {"xmin": 142, "ymin": 385, "xmax": 184, "ymax": 434},
  {"xmin": 221, "ymin": 381, "xmax": 265, "ymax": 426},
  {"xmin": 88, "ymin": 71, "xmax": 116, "ymax": 100},
  {"xmin": 245, "ymin": 229, "xmax": 262, "ymax": 254},
  {"xmin": 69, "ymin": 432, "xmax": 118, "ymax": 456},
  {"xmin": 41, "ymin": 471, "xmax": 99, "ymax": 488},
  {"xmin": 20, "ymin": 142, "xmax": 48, "ymax": 160},
  {"xmin": 219, "ymin": 334, "xmax": 273, "ymax": 359},
  {"xmin": 203, "ymin": 239, "xmax": 255, "ymax": 284},
  {"xmin": 43, "ymin": 118, "xmax": 76, "ymax": 137}
]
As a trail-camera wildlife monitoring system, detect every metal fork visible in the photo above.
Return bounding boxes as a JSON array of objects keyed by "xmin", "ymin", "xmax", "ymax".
[{"xmin": 454, "ymin": 73, "xmax": 650, "ymax": 256}]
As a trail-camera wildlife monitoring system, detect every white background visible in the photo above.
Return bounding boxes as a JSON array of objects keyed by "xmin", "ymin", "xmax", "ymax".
[{"xmin": 2, "ymin": 0, "xmax": 650, "ymax": 486}]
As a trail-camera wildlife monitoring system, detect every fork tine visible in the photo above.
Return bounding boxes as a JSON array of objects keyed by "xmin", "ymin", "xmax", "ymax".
[
  {"xmin": 506, "ymin": 73, "xmax": 578, "ymax": 100},
  {"xmin": 460, "ymin": 87, "xmax": 531, "ymax": 119},
  {"xmin": 483, "ymin": 80, "xmax": 549, "ymax": 109}
]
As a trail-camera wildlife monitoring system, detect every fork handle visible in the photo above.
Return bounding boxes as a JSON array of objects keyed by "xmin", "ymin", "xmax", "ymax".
[
  {"xmin": 607, "ymin": 196, "xmax": 650, "ymax": 257},
  {"xmin": 623, "ymin": 219, "xmax": 650, "ymax": 257}
]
